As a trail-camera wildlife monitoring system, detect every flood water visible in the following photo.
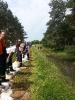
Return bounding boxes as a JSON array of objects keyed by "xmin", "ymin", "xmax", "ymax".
[{"xmin": 46, "ymin": 54, "xmax": 75, "ymax": 81}]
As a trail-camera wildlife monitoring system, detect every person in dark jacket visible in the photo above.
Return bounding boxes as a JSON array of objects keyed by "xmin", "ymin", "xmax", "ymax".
[
  {"xmin": 16, "ymin": 39, "xmax": 25, "ymax": 67},
  {"xmin": 0, "ymin": 31, "xmax": 9, "ymax": 85}
]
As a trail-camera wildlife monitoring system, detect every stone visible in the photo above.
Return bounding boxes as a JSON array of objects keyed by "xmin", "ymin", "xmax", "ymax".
[
  {"xmin": 11, "ymin": 91, "xmax": 25, "ymax": 99},
  {"xmin": 20, "ymin": 67, "xmax": 28, "ymax": 70},
  {"xmin": 20, "ymin": 92, "xmax": 30, "ymax": 100},
  {"xmin": 8, "ymin": 81, "xmax": 13, "ymax": 88}
]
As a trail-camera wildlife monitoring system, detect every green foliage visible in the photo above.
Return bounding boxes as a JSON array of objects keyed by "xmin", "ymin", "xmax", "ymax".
[
  {"xmin": 42, "ymin": 0, "xmax": 66, "ymax": 50},
  {"xmin": 42, "ymin": 0, "xmax": 75, "ymax": 50},
  {"xmin": 12, "ymin": 53, "xmax": 16, "ymax": 62},
  {"xmin": 31, "ymin": 40, "xmax": 40, "ymax": 45},
  {"xmin": 0, "ymin": 0, "xmax": 27, "ymax": 46},
  {"xmin": 66, "ymin": 0, "xmax": 74, "ymax": 8},
  {"xmin": 48, "ymin": 0, "xmax": 66, "ymax": 26}
]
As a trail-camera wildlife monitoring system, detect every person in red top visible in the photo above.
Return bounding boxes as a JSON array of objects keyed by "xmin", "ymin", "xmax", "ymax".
[{"xmin": 0, "ymin": 31, "xmax": 9, "ymax": 85}]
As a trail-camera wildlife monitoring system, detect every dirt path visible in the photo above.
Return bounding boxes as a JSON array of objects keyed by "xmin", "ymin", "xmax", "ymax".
[{"xmin": 10, "ymin": 50, "xmax": 33, "ymax": 100}]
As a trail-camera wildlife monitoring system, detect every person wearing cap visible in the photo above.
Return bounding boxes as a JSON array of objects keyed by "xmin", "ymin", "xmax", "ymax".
[
  {"xmin": 0, "ymin": 31, "xmax": 9, "ymax": 85},
  {"xmin": 16, "ymin": 43, "xmax": 24, "ymax": 67},
  {"xmin": 16, "ymin": 39, "xmax": 21, "ymax": 49},
  {"xmin": 15, "ymin": 39, "xmax": 21, "ymax": 55}
]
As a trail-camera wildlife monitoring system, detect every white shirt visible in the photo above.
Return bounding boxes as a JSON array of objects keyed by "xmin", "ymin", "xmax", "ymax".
[{"xmin": 6, "ymin": 45, "xmax": 16, "ymax": 54}]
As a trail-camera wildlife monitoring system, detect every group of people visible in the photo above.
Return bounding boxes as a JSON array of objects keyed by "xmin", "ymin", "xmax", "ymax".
[
  {"xmin": 0, "ymin": 30, "xmax": 30, "ymax": 87},
  {"xmin": 15, "ymin": 39, "xmax": 30, "ymax": 67}
]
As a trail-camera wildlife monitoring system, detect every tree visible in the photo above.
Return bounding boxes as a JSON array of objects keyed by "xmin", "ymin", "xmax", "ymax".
[
  {"xmin": 31, "ymin": 40, "xmax": 40, "ymax": 45},
  {"xmin": 42, "ymin": 0, "xmax": 66, "ymax": 50},
  {"xmin": 0, "ymin": 0, "xmax": 27, "ymax": 46}
]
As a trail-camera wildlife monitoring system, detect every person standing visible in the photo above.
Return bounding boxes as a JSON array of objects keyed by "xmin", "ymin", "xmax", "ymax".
[
  {"xmin": 0, "ymin": 31, "xmax": 9, "ymax": 84},
  {"xmin": 16, "ymin": 39, "xmax": 25, "ymax": 67},
  {"xmin": 26, "ymin": 42, "xmax": 30, "ymax": 60},
  {"xmin": 16, "ymin": 43, "xmax": 24, "ymax": 67}
]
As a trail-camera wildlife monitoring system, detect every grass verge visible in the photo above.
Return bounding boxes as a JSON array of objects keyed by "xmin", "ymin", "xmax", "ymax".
[{"xmin": 29, "ymin": 45, "xmax": 75, "ymax": 100}]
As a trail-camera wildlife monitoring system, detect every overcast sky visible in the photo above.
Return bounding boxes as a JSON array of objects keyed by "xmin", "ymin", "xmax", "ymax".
[{"xmin": 3, "ymin": 0, "xmax": 50, "ymax": 42}]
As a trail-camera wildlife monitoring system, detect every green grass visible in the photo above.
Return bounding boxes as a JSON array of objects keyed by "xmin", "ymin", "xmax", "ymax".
[
  {"xmin": 12, "ymin": 45, "xmax": 75, "ymax": 100},
  {"xmin": 43, "ymin": 45, "xmax": 75, "ymax": 56},
  {"xmin": 29, "ymin": 45, "xmax": 75, "ymax": 100},
  {"xmin": 12, "ymin": 53, "xmax": 17, "ymax": 62}
]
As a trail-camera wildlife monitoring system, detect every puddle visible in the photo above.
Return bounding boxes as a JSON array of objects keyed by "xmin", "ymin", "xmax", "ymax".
[{"xmin": 46, "ymin": 55, "xmax": 75, "ymax": 81}]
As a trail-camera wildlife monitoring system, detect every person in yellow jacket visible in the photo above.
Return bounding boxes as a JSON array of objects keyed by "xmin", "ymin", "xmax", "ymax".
[{"xmin": 0, "ymin": 31, "xmax": 9, "ymax": 85}]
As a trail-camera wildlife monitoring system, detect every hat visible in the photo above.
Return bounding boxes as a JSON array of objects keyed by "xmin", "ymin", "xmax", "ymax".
[{"xmin": 18, "ymin": 39, "xmax": 21, "ymax": 41}]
